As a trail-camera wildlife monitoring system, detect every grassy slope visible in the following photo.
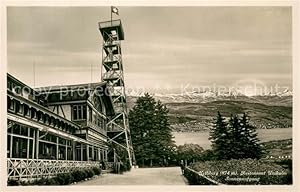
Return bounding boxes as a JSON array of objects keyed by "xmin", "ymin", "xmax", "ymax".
[{"xmin": 261, "ymin": 139, "xmax": 292, "ymax": 158}]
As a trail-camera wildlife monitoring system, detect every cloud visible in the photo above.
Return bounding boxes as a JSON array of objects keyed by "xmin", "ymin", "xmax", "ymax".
[{"xmin": 7, "ymin": 7, "xmax": 292, "ymax": 91}]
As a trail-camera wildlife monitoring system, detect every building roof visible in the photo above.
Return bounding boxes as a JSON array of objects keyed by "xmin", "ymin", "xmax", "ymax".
[
  {"xmin": 36, "ymin": 82, "xmax": 107, "ymax": 92},
  {"xmin": 36, "ymin": 82, "xmax": 115, "ymax": 116}
]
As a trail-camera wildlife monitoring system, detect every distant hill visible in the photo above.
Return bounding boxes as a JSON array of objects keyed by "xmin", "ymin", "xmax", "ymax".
[{"xmin": 127, "ymin": 94, "xmax": 292, "ymax": 132}]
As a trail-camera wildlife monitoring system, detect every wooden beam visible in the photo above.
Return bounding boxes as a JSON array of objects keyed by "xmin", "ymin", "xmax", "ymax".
[
  {"xmin": 56, "ymin": 136, "xmax": 59, "ymax": 160},
  {"xmin": 65, "ymin": 139, "xmax": 68, "ymax": 160},
  {"xmin": 87, "ymin": 145, "xmax": 89, "ymax": 161},
  {"xmin": 80, "ymin": 143, "xmax": 83, "ymax": 161},
  {"xmin": 73, "ymin": 141, "xmax": 76, "ymax": 160},
  {"xmin": 92, "ymin": 146, "xmax": 94, "ymax": 161},
  {"xmin": 27, "ymin": 127, "xmax": 30, "ymax": 159},
  {"xmin": 32, "ymin": 129, "xmax": 35, "ymax": 159},
  {"xmin": 9, "ymin": 130, "xmax": 13, "ymax": 158},
  {"xmin": 36, "ymin": 129, "xmax": 39, "ymax": 159},
  {"xmin": 59, "ymin": 105, "xmax": 66, "ymax": 118}
]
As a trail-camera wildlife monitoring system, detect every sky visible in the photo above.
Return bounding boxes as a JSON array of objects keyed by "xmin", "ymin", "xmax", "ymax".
[{"xmin": 7, "ymin": 6, "xmax": 292, "ymax": 95}]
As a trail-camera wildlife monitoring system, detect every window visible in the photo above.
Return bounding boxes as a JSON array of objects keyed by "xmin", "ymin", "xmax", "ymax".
[
  {"xmin": 40, "ymin": 132, "xmax": 57, "ymax": 143},
  {"xmin": 58, "ymin": 146, "xmax": 66, "ymax": 160},
  {"xmin": 15, "ymin": 101, "xmax": 23, "ymax": 114},
  {"xmin": 83, "ymin": 106, "xmax": 87, "ymax": 119},
  {"xmin": 72, "ymin": 105, "xmax": 87, "ymax": 120},
  {"xmin": 7, "ymin": 81, "xmax": 13, "ymax": 91},
  {"xmin": 31, "ymin": 108, "xmax": 37, "ymax": 119},
  {"xmin": 39, "ymin": 142, "xmax": 56, "ymax": 159},
  {"xmin": 93, "ymin": 113, "xmax": 97, "ymax": 125},
  {"xmin": 103, "ymin": 119, "xmax": 107, "ymax": 130},
  {"xmin": 12, "ymin": 124, "xmax": 28, "ymax": 136},
  {"xmin": 7, "ymin": 97, "xmax": 15, "ymax": 111},
  {"xmin": 8, "ymin": 123, "xmax": 35, "ymax": 159},
  {"xmin": 73, "ymin": 106, "xmax": 77, "ymax": 120},
  {"xmin": 67, "ymin": 148, "xmax": 73, "ymax": 160},
  {"xmin": 59, "ymin": 138, "xmax": 66, "ymax": 145},
  {"xmin": 12, "ymin": 137, "xmax": 28, "ymax": 158},
  {"xmin": 88, "ymin": 106, "xmax": 92, "ymax": 122},
  {"xmin": 78, "ymin": 106, "xmax": 82, "ymax": 119},
  {"xmin": 23, "ymin": 104, "xmax": 30, "ymax": 117}
]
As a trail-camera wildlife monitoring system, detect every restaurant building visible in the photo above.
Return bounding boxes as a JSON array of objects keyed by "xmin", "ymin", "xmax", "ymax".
[{"xmin": 7, "ymin": 73, "xmax": 114, "ymax": 180}]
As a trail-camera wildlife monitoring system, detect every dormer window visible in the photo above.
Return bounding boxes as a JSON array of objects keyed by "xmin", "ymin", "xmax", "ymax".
[
  {"xmin": 72, "ymin": 104, "xmax": 87, "ymax": 121},
  {"xmin": 15, "ymin": 101, "xmax": 23, "ymax": 114},
  {"xmin": 23, "ymin": 104, "xmax": 30, "ymax": 117},
  {"xmin": 7, "ymin": 97, "xmax": 15, "ymax": 112}
]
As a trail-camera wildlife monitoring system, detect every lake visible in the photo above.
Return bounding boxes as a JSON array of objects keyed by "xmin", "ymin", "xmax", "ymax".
[{"xmin": 173, "ymin": 128, "xmax": 292, "ymax": 149}]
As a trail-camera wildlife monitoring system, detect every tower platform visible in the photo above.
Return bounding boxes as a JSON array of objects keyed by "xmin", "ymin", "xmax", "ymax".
[{"xmin": 98, "ymin": 19, "xmax": 124, "ymax": 41}]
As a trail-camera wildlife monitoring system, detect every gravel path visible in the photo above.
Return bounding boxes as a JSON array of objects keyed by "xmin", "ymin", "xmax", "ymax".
[{"xmin": 77, "ymin": 167, "xmax": 187, "ymax": 185}]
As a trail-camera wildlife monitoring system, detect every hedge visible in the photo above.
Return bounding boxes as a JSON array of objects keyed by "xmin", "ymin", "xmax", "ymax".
[{"xmin": 8, "ymin": 167, "xmax": 102, "ymax": 186}]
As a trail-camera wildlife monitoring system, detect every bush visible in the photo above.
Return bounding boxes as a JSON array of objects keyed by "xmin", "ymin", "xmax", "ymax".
[
  {"xmin": 199, "ymin": 150, "xmax": 216, "ymax": 161},
  {"xmin": 55, "ymin": 173, "xmax": 74, "ymax": 185},
  {"xmin": 85, "ymin": 169, "xmax": 95, "ymax": 178},
  {"xmin": 72, "ymin": 170, "xmax": 87, "ymax": 182},
  {"xmin": 92, "ymin": 167, "xmax": 101, "ymax": 175},
  {"xmin": 275, "ymin": 159, "xmax": 292, "ymax": 184},
  {"xmin": 32, "ymin": 177, "xmax": 48, "ymax": 185},
  {"xmin": 7, "ymin": 179, "xmax": 20, "ymax": 186},
  {"xmin": 45, "ymin": 177, "xmax": 58, "ymax": 185},
  {"xmin": 121, "ymin": 160, "xmax": 131, "ymax": 173}
]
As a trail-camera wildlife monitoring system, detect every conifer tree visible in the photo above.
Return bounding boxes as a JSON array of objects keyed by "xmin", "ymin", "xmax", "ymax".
[
  {"xmin": 227, "ymin": 115, "xmax": 245, "ymax": 159},
  {"xmin": 129, "ymin": 93, "xmax": 175, "ymax": 166},
  {"xmin": 209, "ymin": 111, "xmax": 230, "ymax": 160},
  {"xmin": 210, "ymin": 112, "xmax": 264, "ymax": 160},
  {"xmin": 239, "ymin": 113, "xmax": 264, "ymax": 159}
]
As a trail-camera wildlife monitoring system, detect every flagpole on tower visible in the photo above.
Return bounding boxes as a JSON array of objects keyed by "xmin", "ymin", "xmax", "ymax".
[{"xmin": 111, "ymin": 6, "xmax": 119, "ymax": 26}]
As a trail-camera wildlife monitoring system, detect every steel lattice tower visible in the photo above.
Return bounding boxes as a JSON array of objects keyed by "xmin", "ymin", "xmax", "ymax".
[{"xmin": 98, "ymin": 19, "xmax": 135, "ymax": 166}]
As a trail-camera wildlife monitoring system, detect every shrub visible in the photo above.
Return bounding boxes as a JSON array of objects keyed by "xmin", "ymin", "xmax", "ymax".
[
  {"xmin": 120, "ymin": 160, "xmax": 131, "ymax": 173},
  {"xmin": 55, "ymin": 173, "xmax": 74, "ymax": 185},
  {"xmin": 45, "ymin": 177, "xmax": 58, "ymax": 185},
  {"xmin": 33, "ymin": 177, "xmax": 48, "ymax": 185},
  {"xmin": 199, "ymin": 150, "xmax": 216, "ymax": 161},
  {"xmin": 20, "ymin": 180, "xmax": 31, "ymax": 186},
  {"xmin": 85, "ymin": 169, "xmax": 95, "ymax": 178},
  {"xmin": 82, "ymin": 169, "xmax": 89, "ymax": 178},
  {"xmin": 112, "ymin": 162, "xmax": 120, "ymax": 174},
  {"xmin": 275, "ymin": 159, "xmax": 292, "ymax": 184},
  {"xmin": 7, "ymin": 179, "xmax": 20, "ymax": 186},
  {"xmin": 92, "ymin": 167, "xmax": 101, "ymax": 175},
  {"xmin": 71, "ymin": 170, "xmax": 86, "ymax": 182}
]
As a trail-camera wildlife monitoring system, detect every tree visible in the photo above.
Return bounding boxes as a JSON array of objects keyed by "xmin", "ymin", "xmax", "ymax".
[
  {"xmin": 239, "ymin": 113, "xmax": 264, "ymax": 159},
  {"xmin": 210, "ymin": 112, "xmax": 264, "ymax": 160},
  {"xmin": 209, "ymin": 111, "xmax": 231, "ymax": 160},
  {"xmin": 129, "ymin": 93, "xmax": 175, "ymax": 167},
  {"xmin": 177, "ymin": 143, "xmax": 204, "ymax": 164},
  {"xmin": 227, "ymin": 114, "xmax": 244, "ymax": 159}
]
